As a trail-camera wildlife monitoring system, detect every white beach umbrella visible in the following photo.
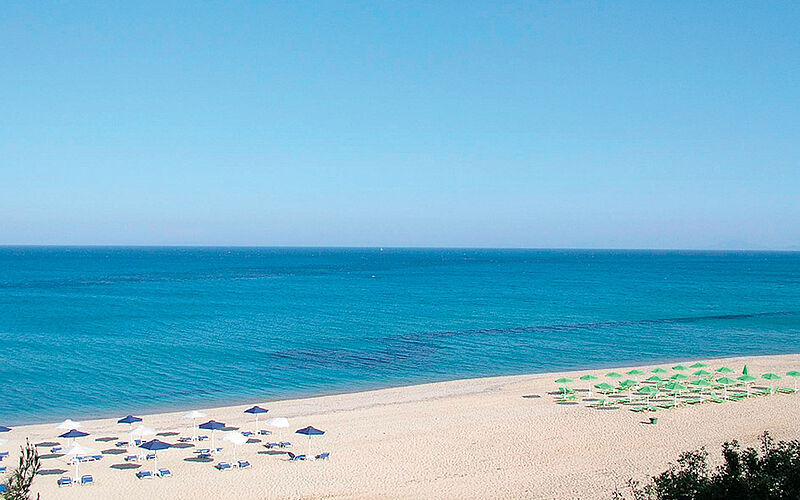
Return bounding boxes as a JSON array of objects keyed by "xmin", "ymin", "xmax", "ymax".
[
  {"xmin": 183, "ymin": 411, "xmax": 206, "ymax": 440},
  {"xmin": 62, "ymin": 443, "xmax": 96, "ymax": 480},
  {"xmin": 266, "ymin": 417, "xmax": 289, "ymax": 441},
  {"xmin": 56, "ymin": 419, "xmax": 83, "ymax": 430},
  {"xmin": 129, "ymin": 426, "xmax": 156, "ymax": 452},
  {"xmin": 222, "ymin": 432, "xmax": 248, "ymax": 464}
]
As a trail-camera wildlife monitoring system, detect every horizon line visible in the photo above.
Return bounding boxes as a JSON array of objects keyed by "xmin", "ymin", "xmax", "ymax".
[{"xmin": 0, "ymin": 244, "xmax": 798, "ymax": 253}]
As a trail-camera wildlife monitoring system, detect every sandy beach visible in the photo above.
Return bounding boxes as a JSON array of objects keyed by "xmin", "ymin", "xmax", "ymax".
[{"xmin": 6, "ymin": 353, "xmax": 799, "ymax": 499}]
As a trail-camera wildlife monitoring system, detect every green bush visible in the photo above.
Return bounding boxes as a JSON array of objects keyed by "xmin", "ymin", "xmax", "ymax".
[
  {"xmin": 614, "ymin": 432, "xmax": 800, "ymax": 499},
  {"xmin": 3, "ymin": 440, "xmax": 40, "ymax": 500}
]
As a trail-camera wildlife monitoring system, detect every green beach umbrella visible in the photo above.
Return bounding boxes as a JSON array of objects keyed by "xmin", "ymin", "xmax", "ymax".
[
  {"xmin": 646, "ymin": 375, "xmax": 666, "ymax": 382},
  {"xmin": 594, "ymin": 382, "xmax": 616, "ymax": 405},
  {"xmin": 670, "ymin": 373, "xmax": 689, "ymax": 381},
  {"xmin": 690, "ymin": 362, "xmax": 708, "ymax": 369},
  {"xmin": 715, "ymin": 366, "xmax": 734, "ymax": 374},
  {"xmin": 619, "ymin": 379, "xmax": 638, "ymax": 390},
  {"xmin": 606, "ymin": 372, "xmax": 624, "ymax": 379},
  {"xmin": 555, "ymin": 377, "xmax": 574, "ymax": 384},
  {"xmin": 637, "ymin": 385, "xmax": 659, "ymax": 402},
  {"xmin": 663, "ymin": 381, "xmax": 688, "ymax": 404},
  {"xmin": 743, "ymin": 365, "xmax": 750, "ymax": 375},
  {"xmin": 580, "ymin": 374, "xmax": 599, "ymax": 397},
  {"xmin": 651, "ymin": 368, "xmax": 669, "ymax": 374},
  {"xmin": 672, "ymin": 364, "xmax": 689, "ymax": 372},
  {"xmin": 762, "ymin": 373, "xmax": 781, "ymax": 394},
  {"xmin": 738, "ymin": 374, "xmax": 757, "ymax": 396},
  {"xmin": 716, "ymin": 376, "xmax": 737, "ymax": 397},
  {"xmin": 627, "ymin": 369, "xmax": 645, "ymax": 376},
  {"xmin": 691, "ymin": 379, "xmax": 712, "ymax": 386},
  {"xmin": 786, "ymin": 371, "xmax": 800, "ymax": 392},
  {"xmin": 693, "ymin": 369, "xmax": 712, "ymax": 377}
]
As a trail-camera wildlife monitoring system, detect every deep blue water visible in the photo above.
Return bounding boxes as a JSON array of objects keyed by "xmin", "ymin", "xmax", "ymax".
[{"xmin": 1, "ymin": 247, "xmax": 799, "ymax": 425}]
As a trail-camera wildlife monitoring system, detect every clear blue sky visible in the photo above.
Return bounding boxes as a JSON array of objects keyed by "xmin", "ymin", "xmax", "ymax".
[{"xmin": 2, "ymin": 2, "xmax": 799, "ymax": 249}]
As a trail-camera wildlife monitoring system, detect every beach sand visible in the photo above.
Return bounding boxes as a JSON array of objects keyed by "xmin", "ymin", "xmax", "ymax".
[{"xmin": 8, "ymin": 353, "xmax": 800, "ymax": 499}]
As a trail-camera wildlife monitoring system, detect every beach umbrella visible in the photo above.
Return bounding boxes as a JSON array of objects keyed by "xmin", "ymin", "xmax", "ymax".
[
  {"xmin": 579, "ymin": 375, "xmax": 598, "ymax": 397},
  {"xmin": 743, "ymin": 365, "xmax": 750, "ymax": 375},
  {"xmin": 62, "ymin": 443, "xmax": 95, "ymax": 480},
  {"xmin": 199, "ymin": 420, "xmax": 226, "ymax": 450},
  {"xmin": 594, "ymin": 383, "xmax": 616, "ymax": 405},
  {"xmin": 605, "ymin": 372, "xmax": 624, "ymax": 379},
  {"xmin": 651, "ymin": 368, "xmax": 669, "ymax": 374},
  {"xmin": 183, "ymin": 411, "xmax": 207, "ymax": 440},
  {"xmin": 56, "ymin": 419, "xmax": 82, "ymax": 431},
  {"xmin": 716, "ymin": 377, "xmax": 737, "ymax": 397},
  {"xmin": 670, "ymin": 373, "xmax": 689, "ymax": 381},
  {"xmin": 672, "ymin": 365, "xmax": 688, "ymax": 372},
  {"xmin": 715, "ymin": 366, "xmax": 734, "ymax": 374},
  {"xmin": 244, "ymin": 406, "xmax": 269, "ymax": 434},
  {"xmin": 139, "ymin": 439, "xmax": 171, "ymax": 474},
  {"xmin": 266, "ymin": 417, "xmax": 290, "ymax": 441},
  {"xmin": 118, "ymin": 415, "xmax": 143, "ymax": 443},
  {"xmin": 627, "ymin": 369, "xmax": 645, "ymax": 376},
  {"xmin": 786, "ymin": 371, "xmax": 800, "ymax": 392},
  {"xmin": 693, "ymin": 369, "xmax": 712, "ymax": 378},
  {"xmin": 222, "ymin": 432, "xmax": 248, "ymax": 464},
  {"xmin": 762, "ymin": 373, "xmax": 781, "ymax": 394},
  {"xmin": 0, "ymin": 426, "xmax": 11, "ymax": 433},
  {"xmin": 663, "ymin": 381, "xmax": 687, "ymax": 404},
  {"xmin": 129, "ymin": 426, "xmax": 156, "ymax": 453},
  {"xmin": 619, "ymin": 379, "xmax": 638, "ymax": 390},
  {"xmin": 691, "ymin": 379, "xmax": 713, "ymax": 396},
  {"xmin": 637, "ymin": 385, "xmax": 658, "ymax": 402},
  {"xmin": 738, "ymin": 374, "xmax": 757, "ymax": 395},
  {"xmin": 295, "ymin": 426, "xmax": 324, "ymax": 458},
  {"xmin": 689, "ymin": 362, "xmax": 708, "ymax": 369},
  {"xmin": 58, "ymin": 429, "xmax": 89, "ymax": 446},
  {"xmin": 554, "ymin": 377, "xmax": 573, "ymax": 385}
]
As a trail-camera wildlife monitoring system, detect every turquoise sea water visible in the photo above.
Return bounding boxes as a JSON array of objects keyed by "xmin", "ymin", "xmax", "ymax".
[{"xmin": 1, "ymin": 247, "xmax": 799, "ymax": 425}]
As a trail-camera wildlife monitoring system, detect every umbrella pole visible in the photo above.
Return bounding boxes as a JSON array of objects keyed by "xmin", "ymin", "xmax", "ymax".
[{"xmin": 308, "ymin": 436, "xmax": 312, "ymax": 458}]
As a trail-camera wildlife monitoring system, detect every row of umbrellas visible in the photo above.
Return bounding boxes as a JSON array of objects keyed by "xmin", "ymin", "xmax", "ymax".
[
  {"xmin": 556, "ymin": 364, "xmax": 800, "ymax": 397},
  {"xmin": 50, "ymin": 407, "xmax": 326, "ymax": 475}
]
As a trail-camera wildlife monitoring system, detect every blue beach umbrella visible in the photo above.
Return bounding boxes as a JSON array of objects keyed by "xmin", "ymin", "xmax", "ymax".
[
  {"xmin": 199, "ymin": 420, "xmax": 226, "ymax": 449},
  {"xmin": 117, "ymin": 415, "xmax": 143, "ymax": 443},
  {"xmin": 139, "ymin": 439, "xmax": 172, "ymax": 473},
  {"xmin": 0, "ymin": 426, "xmax": 11, "ymax": 433},
  {"xmin": 59, "ymin": 428, "xmax": 89, "ymax": 446},
  {"xmin": 244, "ymin": 406, "xmax": 268, "ymax": 433},
  {"xmin": 296, "ymin": 426, "xmax": 325, "ymax": 457}
]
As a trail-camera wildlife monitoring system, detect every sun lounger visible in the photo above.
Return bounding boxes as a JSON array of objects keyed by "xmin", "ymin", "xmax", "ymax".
[
  {"xmin": 177, "ymin": 437, "xmax": 192, "ymax": 442},
  {"xmin": 136, "ymin": 470, "xmax": 153, "ymax": 480},
  {"xmin": 57, "ymin": 477, "xmax": 73, "ymax": 487},
  {"xmin": 80, "ymin": 475, "xmax": 93, "ymax": 485},
  {"xmin": 145, "ymin": 453, "xmax": 156, "ymax": 460},
  {"xmin": 196, "ymin": 448, "xmax": 211, "ymax": 454},
  {"xmin": 0, "ymin": 485, "xmax": 7, "ymax": 493},
  {"xmin": 778, "ymin": 387, "xmax": 797, "ymax": 394},
  {"xmin": 279, "ymin": 441, "xmax": 291, "ymax": 447},
  {"xmin": 124, "ymin": 455, "xmax": 138, "ymax": 462},
  {"xmin": 264, "ymin": 442, "xmax": 279, "ymax": 449},
  {"xmin": 50, "ymin": 446, "xmax": 62, "ymax": 453},
  {"xmin": 287, "ymin": 452, "xmax": 306, "ymax": 461},
  {"xmin": 198, "ymin": 452, "xmax": 212, "ymax": 460},
  {"xmin": 315, "ymin": 452, "xmax": 330, "ymax": 460},
  {"xmin": 0, "ymin": 467, "xmax": 6, "ymax": 473},
  {"xmin": 156, "ymin": 468, "xmax": 172, "ymax": 478},
  {"xmin": 241, "ymin": 431, "xmax": 253, "ymax": 437},
  {"xmin": 0, "ymin": 452, "xmax": 8, "ymax": 458},
  {"xmin": 258, "ymin": 429, "xmax": 271, "ymax": 436},
  {"xmin": 197, "ymin": 435, "xmax": 209, "ymax": 441},
  {"xmin": 215, "ymin": 462, "xmax": 232, "ymax": 471},
  {"xmin": 115, "ymin": 441, "xmax": 129, "ymax": 447},
  {"xmin": 237, "ymin": 460, "xmax": 251, "ymax": 469}
]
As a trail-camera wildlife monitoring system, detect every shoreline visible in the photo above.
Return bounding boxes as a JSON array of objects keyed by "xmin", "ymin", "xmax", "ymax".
[
  {"xmin": 6, "ymin": 352, "xmax": 800, "ymax": 498},
  {"xmin": 9, "ymin": 348, "xmax": 798, "ymax": 427}
]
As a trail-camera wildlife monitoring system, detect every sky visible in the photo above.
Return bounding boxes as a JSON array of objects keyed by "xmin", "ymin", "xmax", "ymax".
[{"xmin": 1, "ymin": 2, "xmax": 799, "ymax": 249}]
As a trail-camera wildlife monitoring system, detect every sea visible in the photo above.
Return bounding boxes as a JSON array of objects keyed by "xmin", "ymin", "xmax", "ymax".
[{"xmin": 1, "ymin": 247, "xmax": 799, "ymax": 425}]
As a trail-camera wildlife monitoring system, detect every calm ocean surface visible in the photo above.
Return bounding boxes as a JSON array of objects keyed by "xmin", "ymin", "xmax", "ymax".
[{"xmin": 1, "ymin": 247, "xmax": 799, "ymax": 425}]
